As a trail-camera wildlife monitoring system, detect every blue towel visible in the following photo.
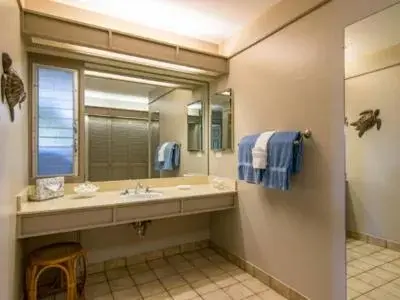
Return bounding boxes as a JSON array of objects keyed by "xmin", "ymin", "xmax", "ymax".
[
  {"xmin": 238, "ymin": 134, "xmax": 263, "ymax": 184},
  {"xmin": 155, "ymin": 142, "xmax": 180, "ymax": 171},
  {"xmin": 261, "ymin": 131, "xmax": 303, "ymax": 191}
]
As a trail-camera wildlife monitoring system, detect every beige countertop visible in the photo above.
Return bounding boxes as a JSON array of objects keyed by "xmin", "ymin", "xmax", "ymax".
[{"xmin": 18, "ymin": 184, "xmax": 236, "ymax": 216}]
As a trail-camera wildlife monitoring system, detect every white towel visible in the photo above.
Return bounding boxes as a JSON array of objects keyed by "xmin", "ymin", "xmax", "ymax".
[
  {"xmin": 252, "ymin": 131, "xmax": 276, "ymax": 169},
  {"xmin": 158, "ymin": 142, "xmax": 169, "ymax": 162}
]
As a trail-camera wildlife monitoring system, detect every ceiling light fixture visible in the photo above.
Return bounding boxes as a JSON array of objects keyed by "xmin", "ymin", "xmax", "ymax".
[
  {"xmin": 84, "ymin": 70, "xmax": 180, "ymax": 88},
  {"xmin": 31, "ymin": 37, "xmax": 216, "ymax": 75}
]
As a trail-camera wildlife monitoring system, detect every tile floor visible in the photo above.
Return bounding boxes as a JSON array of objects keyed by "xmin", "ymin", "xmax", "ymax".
[
  {"xmin": 43, "ymin": 248, "xmax": 287, "ymax": 300},
  {"xmin": 347, "ymin": 239, "xmax": 400, "ymax": 300}
]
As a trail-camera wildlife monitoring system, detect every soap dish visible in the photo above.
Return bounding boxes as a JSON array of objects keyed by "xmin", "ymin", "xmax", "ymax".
[{"xmin": 177, "ymin": 185, "xmax": 191, "ymax": 190}]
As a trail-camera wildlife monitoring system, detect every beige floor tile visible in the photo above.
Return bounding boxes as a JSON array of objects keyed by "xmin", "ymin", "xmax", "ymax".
[
  {"xmin": 391, "ymin": 259, "xmax": 400, "ymax": 268},
  {"xmin": 242, "ymin": 277, "xmax": 269, "ymax": 294},
  {"xmin": 109, "ymin": 276, "xmax": 135, "ymax": 292},
  {"xmin": 368, "ymin": 267, "xmax": 399, "ymax": 281},
  {"xmin": 154, "ymin": 265, "xmax": 178, "ymax": 278},
  {"xmin": 106, "ymin": 268, "xmax": 130, "ymax": 280},
  {"xmin": 218, "ymin": 261, "xmax": 240, "ymax": 272},
  {"xmin": 85, "ymin": 282, "xmax": 111, "ymax": 299},
  {"xmin": 348, "ymin": 260, "xmax": 375, "ymax": 272},
  {"xmin": 191, "ymin": 257, "xmax": 212, "ymax": 268},
  {"xmin": 200, "ymin": 265, "xmax": 225, "ymax": 277},
  {"xmin": 129, "ymin": 262, "xmax": 151, "ymax": 274},
  {"xmin": 181, "ymin": 269, "xmax": 207, "ymax": 283},
  {"xmin": 347, "ymin": 250, "xmax": 364, "ymax": 261},
  {"xmin": 392, "ymin": 277, "xmax": 400, "ymax": 286},
  {"xmin": 144, "ymin": 292, "xmax": 173, "ymax": 300},
  {"xmin": 201, "ymin": 289, "xmax": 231, "ymax": 300},
  {"xmin": 190, "ymin": 278, "xmax": 219, "ymax": 295},
  {"xmin": 352, "ymin": 244, "xmax": 384, "ymax": 255},
  {"xmin": 258, "ymin": 290, "xmax": 287, "ymax": 300},
  {"xmin": 173, "ymin": 261, "xmax": 195, "ymax": 273},
  {"xmin": 380, "ymin": 263, "xmax": 400, "ymax": 275},
  {"xmin": 347, "ymin": 277, "xmax": 375, "ymax": 294},
  {"xmin": 223, "ymin": 282, "xmax": 254, "ymax": 300},
  {"xmin": 365, "ymin": 288, "xmax": 400, "ymax": 300},
  {"xmin": 87, "ymin": 293, "xmax": 114, "ymax": 300},
  {"xmin": 105, "ymin": 258, "xmax": 126, "ymax": 270},
  {"xmin": 380, "ymin": 249, "xmax": 400, "ymax": 259},
  {"xmin": 169, "ymin": 285, "xmax": 199, "ymax": 300},
  {"xmin": 346, "ymin": 288, "xmax": 360, "ymax": 300},
  {"xmin": 138, "ymin": 280, "xmax": 166, "ymax": 297},
  {"xmin": 87, "ymin": 272, "xmax": 107, "ymax": 285},
  {"xmin": 355, "ymin": 272, "xmax": 387, "ymax": 287},
  {"xmin": 127, "ymin": 253, "xmax": 146, "ymax": 266},
  {"xmin": 370, "ymin": 251, "xmax": 399, "ymax": 263},
  {"xmin": 183, "ymin": 251, "xmax": 202, "ymax": 261},
  {"xmin": 208, "ymin": 254, "xmax": 228, "ymax": 264},
  {"xmin": 149, "ymin": 258, "xmax": 169, "ymax": 269},
  {"xmin": 160, "ymin": 274, "xmax": 187, "ymax": 290},
  {"xmin": 347, "ymin": 240, "xmax": 365, "ymax": 248},
  {"xmin": 347, "ymin": 265, "xmax": 364, "ymax": 277},
  {"xmin": 229, "ymin": 268, "xmax": 254, "ymax": 282},
  {"xmin": 359, "ymin": 256, "xmax": 386, "ymax": 267},
  {"xmin": 87, "ymin": 263, "xmax": 105, "ymax": 275},
  {"xmin": 199, "ymin": 248, "xmax": 217, "ymax": 257},
  {"xmin": 210, "ymin": 273, "xmax": 238, "ymax": 288},
  {"xmin": 132, "ymin": 270, "xmax": 158, "ymax": 285},
  {"xmin": 245, "ymin": 296, "xmax": 263, "ymax": 300},
  {"xmin": 380, "ymin": 282, "xmax": 400, "ymax": 297},
  {"xmin": 112, "ymin": 286, "xmax": 142, "ymax": 300},
  {"xmin": 355, "ymin": 296, "xmax": 372, "ymax": 300},
  {"xmin": 168, "ymin": 255, "xmax": 187, "ymax": 264}
]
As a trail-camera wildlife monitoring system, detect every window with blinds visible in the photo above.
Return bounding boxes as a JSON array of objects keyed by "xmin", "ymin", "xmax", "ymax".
[
  {"xmin": 33, "ymin": 65, "xmax": 79, "ymax": 178},
  {"xmin": 87, "ymin": 115, "xmax": 150, "ymax": 182}
]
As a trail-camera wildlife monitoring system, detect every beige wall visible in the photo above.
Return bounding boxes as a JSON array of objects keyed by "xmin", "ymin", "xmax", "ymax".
[
  {"xmin": 209, "ymin": 0, "xmax": 399, "ymax": 299},
  {"xmin": 346, "ymin": 64, "xmax": 400, "ymax": 242},
  {"xmin": 150, "ymin": 89, "xmax": 208, "ymax": 176},
  {"xmin": 0, "ymin": 0, "xmax": 28, "ymax": 299}
]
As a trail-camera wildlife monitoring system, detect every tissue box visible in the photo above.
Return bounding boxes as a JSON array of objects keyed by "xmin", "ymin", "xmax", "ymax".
[{"xmin": 32, "ymin": 177, "xmax": 65, "ymax": 201}]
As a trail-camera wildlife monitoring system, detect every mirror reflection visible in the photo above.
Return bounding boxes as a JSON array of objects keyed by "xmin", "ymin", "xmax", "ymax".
[
  {"xmin": 84, "ymin": 73, "xmax": 208, "ymax": 181},
  {"xmin": 211, "ymin": 89, "xmax": 233, "ymax": 151},
  {"xmin": 187, "ymin": 101, "xmax": 203, "ymax": 152},
  {"xmin": 345, "ymin": 3, "xmax": 400, "ymax": 296}
]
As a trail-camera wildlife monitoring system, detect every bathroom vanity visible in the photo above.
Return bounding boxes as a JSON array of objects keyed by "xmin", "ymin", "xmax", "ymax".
[{"xmin": 16, "ymin": 178, "xmax": 236, "ymax": 239}]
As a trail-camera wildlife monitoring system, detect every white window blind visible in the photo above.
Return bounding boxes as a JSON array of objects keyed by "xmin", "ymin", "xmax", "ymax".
[{"xmin": 33, "ymin": 65, "xmax": 79, "ymax": 177}]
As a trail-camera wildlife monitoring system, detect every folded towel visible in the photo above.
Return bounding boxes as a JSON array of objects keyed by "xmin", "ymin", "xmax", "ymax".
[
  {"xmin": 155, "ymin": 142, "xmax": 180, "ymax": 171},
  {"xmin": 252, "ymin": 131, "xmax": 276, "ymax": 169},
  {"xmin": 261, "ymin": 131, "xmax": 303, "ymax": 191},
  {"xmin": 158, "ymin": 142, "xmax": 169, "ymax": 162},
  {"xmin": 238, "ymin": 134, "xmax": 263, "ymax": 184}
]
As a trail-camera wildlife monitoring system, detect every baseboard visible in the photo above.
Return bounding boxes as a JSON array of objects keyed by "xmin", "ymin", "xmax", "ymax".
[
  {"xmin": 347, "ymin": 230, "xmax": 400, "ymax": 251},
  {"xmin": 209, "ymin": 241, "xmax": 309, "ymax": 300}
]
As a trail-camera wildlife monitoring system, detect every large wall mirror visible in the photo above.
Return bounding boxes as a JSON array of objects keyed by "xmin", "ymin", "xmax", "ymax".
[
  {"xmin": 187, "ymin": 101, "xmax": 203, "ymax": 152},
  {"xmin": 344, "ymin": 3, "xmax": 400, "ymax": 297},
  {"xmin": 210, "ymin": 89, "xmax": 233, "ymax": 151}
]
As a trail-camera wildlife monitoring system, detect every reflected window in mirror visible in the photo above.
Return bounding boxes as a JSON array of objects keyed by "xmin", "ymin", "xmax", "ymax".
[
  {"xmin": 187, "ymin": 101, "xmax": 203, "ymax": 151},
  {"xmin": 211, "ymin": 89, "xmax": 233, "ymax": 151}
]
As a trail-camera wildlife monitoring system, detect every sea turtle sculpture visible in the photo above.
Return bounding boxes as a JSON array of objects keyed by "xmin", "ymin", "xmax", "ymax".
[
  {"xmin": 350, "ymin": 109, "xmax": 382, "ymax": 138},
  {"xmin": 1, "ymin": 52, "xmax": 26, "ymax": 122}
]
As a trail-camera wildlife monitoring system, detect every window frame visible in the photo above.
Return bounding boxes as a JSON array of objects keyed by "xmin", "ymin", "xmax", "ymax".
[{"xmin": 29, "ymin": 55, "xmax": 85, "ymax": 183}]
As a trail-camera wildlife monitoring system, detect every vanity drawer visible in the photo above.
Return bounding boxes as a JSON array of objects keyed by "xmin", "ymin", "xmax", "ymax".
[
  {"xmin": 20, "ymin": 208, "xmax": 113, "ymax": 236},
  {"xmin": 116, "ymin": 200, "xmax": 180, "ymax": 222},
  {"xmin": 182, "ymin": 195, "xmax": 234, "ymax": 212}
]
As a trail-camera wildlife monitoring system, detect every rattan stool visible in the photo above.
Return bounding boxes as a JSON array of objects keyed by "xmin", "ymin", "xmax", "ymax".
[{"xmin": 26, "ymin": 242, "xmax": 87, "ymax": 300}]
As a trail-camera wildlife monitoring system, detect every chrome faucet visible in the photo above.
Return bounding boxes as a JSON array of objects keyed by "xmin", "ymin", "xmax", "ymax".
[{"xmin": 135, "ymin": 181, "xmax": 144, "ymax": 194}]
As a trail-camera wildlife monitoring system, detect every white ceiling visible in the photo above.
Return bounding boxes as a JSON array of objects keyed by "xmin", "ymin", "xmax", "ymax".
[
  {"xmin": 53, "ymin": 0, "xmax": 280, "ymax": 43},
  {"xmin": 345, "ymin": 3, "xmax": 400, "ymax": 57}
]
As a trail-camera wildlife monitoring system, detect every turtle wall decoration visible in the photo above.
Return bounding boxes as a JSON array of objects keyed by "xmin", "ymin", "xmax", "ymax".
[
  {"xmin": 1, "ymin": 52, "xmax": 26, "ymax": 122},
  {"xmin": 350, "ymin": 109, "xmax": 382, "ymax": 138}
]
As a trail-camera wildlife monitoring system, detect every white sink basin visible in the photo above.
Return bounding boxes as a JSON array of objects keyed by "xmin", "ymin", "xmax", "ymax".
[{"xmin": 122, "ymin": 192, "xmax": 163, "ymax": 200}]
